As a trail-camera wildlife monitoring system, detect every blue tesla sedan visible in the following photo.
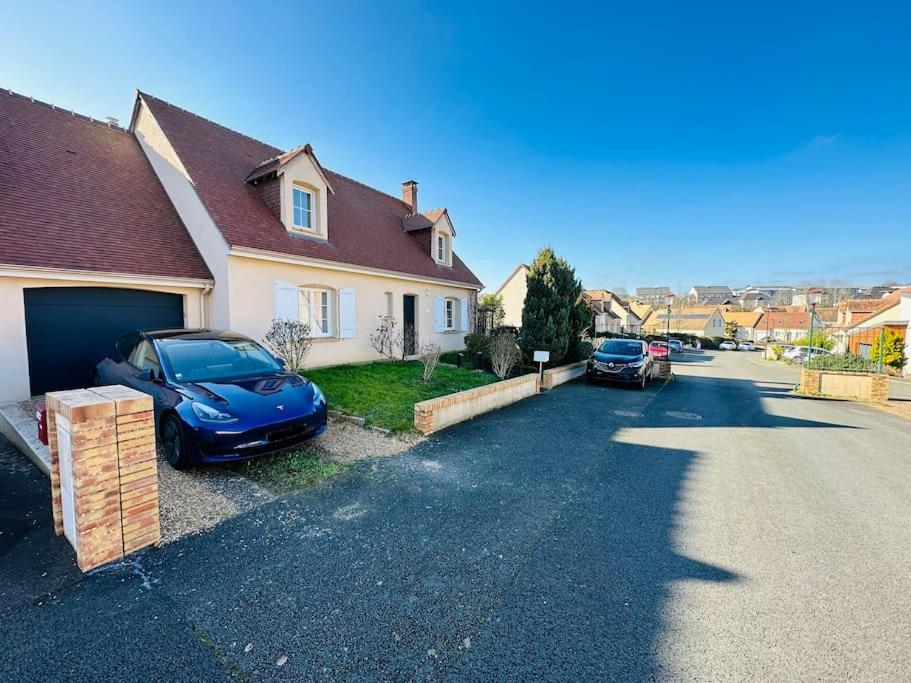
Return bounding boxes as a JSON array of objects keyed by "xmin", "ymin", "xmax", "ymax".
[{"xmin": 94, "ymin": 329, "xmax": 327, "ymax": 469}]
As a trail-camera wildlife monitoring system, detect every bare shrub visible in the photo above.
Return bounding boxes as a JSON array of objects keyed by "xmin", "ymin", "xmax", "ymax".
[
  {"xmin": 489, "ymin": 330, "xmax": 519, "ymax": 379},
  {"xmin": 418, "ymin": 343, "xmax": 442, "ymax": 382},
  {"xmin": 400, "ymin": 325, "xmax": 416, "ymax": 359},
  {"xmin": 263, "ymin": 319, "xmax": 312, "ymax": 372},
  {"xmin": 370, "ymin": 318, "xmax": 401, "ymax": 360}
]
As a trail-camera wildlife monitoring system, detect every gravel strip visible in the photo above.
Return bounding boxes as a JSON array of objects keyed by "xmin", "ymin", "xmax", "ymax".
[{"xmin": 309, "ymin": 416, "xmax": 421, "ymax": 464}]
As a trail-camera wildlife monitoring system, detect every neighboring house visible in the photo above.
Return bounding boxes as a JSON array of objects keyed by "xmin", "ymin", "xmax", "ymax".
[
  {"xmin": 628, "ymin": 300, "xmax": 654, "ymax": 326},
  {"xmin": 754, "ymin": 310, "xmax": 817, "ymax": 343},
  {"xmin": 737, "ymin": 290, "xmax": 772, "ymax": 308},
  {"xmin": 688, "ymin": 285, "xmax": 734, "ymax": 305},
  {"xmin": 635, "ymin": 286, "xmax": 673, "ymax": 306},
  {"xmin": 722, "ymin": 311, "xmax": 763, "ymax": 342},
  {"xmin": 0, "ymin": 89, "xmax": 482, "ymax": 401},
  {"xmin": 494, "ymin": 264, "xmax": 529, "ymax": 328},
  {"xmin": 845, "ymin": 286, "xmax": 911, "ymax": 374},
  {"xmin": 584, "ymin": 290, "xmax": 642, "ymax": 336},
  {"xmin": 792, "ymin": 287, "xmax": 829, "ymax": 308},
  {"xmin": 642, "ymin": 306, "xmax": 726, "ymax": 338}
]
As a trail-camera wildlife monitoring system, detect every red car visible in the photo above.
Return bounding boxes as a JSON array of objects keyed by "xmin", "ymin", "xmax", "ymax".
[{"xmin": 648, "ymin": 341, "xmax": 669, "ymax": 357}]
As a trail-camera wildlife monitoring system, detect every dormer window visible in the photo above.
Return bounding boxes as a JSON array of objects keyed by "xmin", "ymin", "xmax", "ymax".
[
  {"xmin": 436, "ymin": 232, "xmax": 451, "ymax": 265},
  {"xmin": 293, "ymin": 186, "xmax": 314, "ymax": 231}
]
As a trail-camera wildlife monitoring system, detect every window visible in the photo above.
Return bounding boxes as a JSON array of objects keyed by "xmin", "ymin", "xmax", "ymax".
[
  {"xmin": 384, "ymin": 292, "xmax": 393, "ymax": 317},
  {"xmin": 292, "ymin": 186, "xmax": 314, "ymax": 231},
  {"xmin": 300, "ymin": 287, "xmax": 333, "ymax": 337},
  {"xmin": 444, "ymin": 298, "xmax": 455, "ymax": 330},
  {"xmin": 128, "ymin": 340, "xmax": 162, "ymax": 377},
  {"xmin": 436, "ymin": 233, "xmax": 450, "ymax": 264}
]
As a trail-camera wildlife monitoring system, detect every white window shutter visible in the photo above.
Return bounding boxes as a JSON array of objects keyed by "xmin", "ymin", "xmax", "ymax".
[
  {"xmin": 459, "ymin": 297, "xmax": 469, "ymax": 332},
  {"xmin": 338, "ymin": 287, "xmax": 356, "ymax": 338},
  {"xmin": 273, "ymin": 281, "xmax": 299, "ymax": 322},
  {"xmin": 434, "ymin": 296, "xmax": 445, "ymax": 332}
]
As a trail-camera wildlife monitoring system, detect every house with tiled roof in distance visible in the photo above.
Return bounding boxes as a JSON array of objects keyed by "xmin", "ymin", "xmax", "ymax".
[
  {"xmin": 628, "ymin": 299, "xmax": 654, "ymax": 326},
  {"xmin": 493, "ymin": 264, "xmax": 530, "ymax": 328},
  {"xmin": 688, "ymin": 285, "xmax": 734, "ymax": 305},
  {"xmin": 721, "ymin": 310, "xmax": 763, "ymax": 342},
  {"xmin": 641, "ymin": 306, "xmax": 726, "ymax": 338},
  {"xmin": 754, "ymin": 309, "xmax": 831, "ymax": 344},
  {"xmin": 635, "ymin": 286, "xmax": 673, "ymax": 306},
  {"xmin": 583, "ymin": 290, "xmax": 643, "ymax": 336},
  {"xmin": 0, "ymin": 88, "xmax": 483, "ymax": 400}
]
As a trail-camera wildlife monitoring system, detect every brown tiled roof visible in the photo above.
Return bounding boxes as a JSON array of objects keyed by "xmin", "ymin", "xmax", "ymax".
[
  {"xmin": 756, "ymin": 310, "xmax": 815, "ymax": 330},
  {"xmin": 849, "ymin": 286, "xmax": 911, "ymax": 327},
  {"xmin": 138, "ymin": 93, "xmax": 481, "ymax": 287},
  {"xmin": 0, "ymin": 90, "xmax": 211, "ymax": 280},
  {"xmin": 722, "ymin": 311, "xmax": 763, "ymax": 328}
]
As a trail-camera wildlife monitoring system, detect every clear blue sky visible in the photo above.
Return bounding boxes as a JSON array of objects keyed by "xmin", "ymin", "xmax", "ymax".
[{"xmin": 3, "ymin": 1, "xmax": 909, "ymax": 293}]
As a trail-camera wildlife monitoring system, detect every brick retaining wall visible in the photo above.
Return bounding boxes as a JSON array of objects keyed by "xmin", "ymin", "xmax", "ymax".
[
  {"xmin": 799, "ymin": 368, "xmax": 890, "ymax": 402},
  {"xmin": 541, "ymin": 361, "xmax": 587, "ymax": 390},
  {"xmin": 414, "ymin": 373, "xmax": 540, "ymax": 435}
]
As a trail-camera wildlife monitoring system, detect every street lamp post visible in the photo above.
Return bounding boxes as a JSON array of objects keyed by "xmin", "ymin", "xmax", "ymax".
[{"xmin": 665, "ymin": 294, "xmax": 673, "ymax": 344}]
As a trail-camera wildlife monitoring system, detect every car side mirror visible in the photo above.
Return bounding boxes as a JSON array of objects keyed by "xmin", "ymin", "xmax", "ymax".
[{"xmin": 137, "ymin": 368, "xmax": 154, "ymax": 382}]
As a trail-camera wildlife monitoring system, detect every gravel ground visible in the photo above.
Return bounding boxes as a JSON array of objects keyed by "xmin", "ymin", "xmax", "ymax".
[{"xmin": 157, "ymin": 416, "xmax": 417, "ymax": 542}]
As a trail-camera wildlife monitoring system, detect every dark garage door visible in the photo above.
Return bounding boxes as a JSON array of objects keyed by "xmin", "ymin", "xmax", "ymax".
[{"xmin": 24, "ymin": 287, "xmax": 184, "ymax": 396}]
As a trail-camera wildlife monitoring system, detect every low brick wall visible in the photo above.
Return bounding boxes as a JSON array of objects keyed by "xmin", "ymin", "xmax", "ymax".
[
  {"xmin": 541, "ymin": 361, "xmax": 587, "ymax": 390},
  {"xmin": 655, "ymin": 360, "xmax": 672, "ymax": 380},
  {"xmin": 799, "ymin": 368, "xmax": 890, "ymax": 402},
  {"xmin": 414, "ymin": 373, "xmax": 540, "ymax": 434},
  {"xmin": 46, "ymin": 386, "xmax": 159, "ymax": 572}
]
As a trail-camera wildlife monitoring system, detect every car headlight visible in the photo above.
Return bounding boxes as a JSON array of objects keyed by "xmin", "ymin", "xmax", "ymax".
[
  {"xmin": 310, "ymin": 382, "xmax": 326, "ymax": 405},
  {"xmin": 191, "ymin": 402, "xmax": 239, "ymax": 424},
  {"xmin": 628, "ymin": 360, "xmax": 644, "ymax": 368}
]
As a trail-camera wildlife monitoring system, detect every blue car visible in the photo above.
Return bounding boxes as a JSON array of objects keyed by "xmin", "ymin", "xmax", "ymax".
[{"xmin": 94, "ymin": 329, "xmax": 327, "ymax": 469}]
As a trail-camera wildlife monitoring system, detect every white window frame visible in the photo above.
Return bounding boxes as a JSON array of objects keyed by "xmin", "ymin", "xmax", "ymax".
[
  {"xmin": 300, "ymin": 287, "xmax": 333, "ymax": 337},
  {"xmin": 384, "ymin": 292, "xmax": 393, "ymax": 318},
  {"xmin": 292, "ymin": 186, "xmax": 315, "ymax": 232},
  {"xmin": 444, "ymin": 298, "xmax": 456, "ymax": 331},
  {"xmin": 435, "ymin": 232, "xmax": 451, "ymax": 265}
]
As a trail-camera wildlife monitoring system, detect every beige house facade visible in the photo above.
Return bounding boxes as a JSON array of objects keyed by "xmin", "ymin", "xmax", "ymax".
[
  {"xmin": 0, "ymin": 89, "xmax": 481, "ymax": 401},
  {"xmin": 495, "ymin": 264, "xmax": 529, "ymax": 328}
]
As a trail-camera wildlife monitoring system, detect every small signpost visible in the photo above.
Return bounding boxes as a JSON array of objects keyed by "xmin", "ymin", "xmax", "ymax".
[{"xmin": 533, "ymin": 350, "xmax": 550, "ymax": 386}]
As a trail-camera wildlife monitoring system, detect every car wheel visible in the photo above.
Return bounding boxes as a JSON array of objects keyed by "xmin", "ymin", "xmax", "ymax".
[{"xmin": 161, "ymin": 414, "xmax": 190, "ymax": 470}]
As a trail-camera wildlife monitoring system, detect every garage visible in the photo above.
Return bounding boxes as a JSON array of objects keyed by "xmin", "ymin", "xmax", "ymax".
[{"xmin": 23, "ymin": 287, "xmax": 184, "ymax": 396}]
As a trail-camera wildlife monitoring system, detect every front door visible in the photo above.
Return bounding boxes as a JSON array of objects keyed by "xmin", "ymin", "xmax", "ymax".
[{"xmin": 403, "ymin": 295, "xmax": 417, "ymax": 356}]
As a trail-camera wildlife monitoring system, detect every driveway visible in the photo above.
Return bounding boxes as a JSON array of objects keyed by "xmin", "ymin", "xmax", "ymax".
[{"xmin": 1, "ymin": 351, "xmax": 910, "ymax": 680}]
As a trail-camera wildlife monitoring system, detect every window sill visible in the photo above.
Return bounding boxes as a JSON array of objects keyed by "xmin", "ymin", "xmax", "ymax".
[
  {"xmin": 310, "ymin": 336, "xmax": 340, "ymax": 343},
  {"xmin": 287, "ymin": 228, "xmax": 327, "ymax": 242}
]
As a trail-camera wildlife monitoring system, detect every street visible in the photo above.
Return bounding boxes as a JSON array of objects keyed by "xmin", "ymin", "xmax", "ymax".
[{"xmin": 1, "ymin": 350, "xmax": 910, "ymax": 680}]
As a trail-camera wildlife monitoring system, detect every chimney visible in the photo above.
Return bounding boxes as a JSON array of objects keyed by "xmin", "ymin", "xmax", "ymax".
[{"xmin": 402, "ymin": 180, "xmax": 418, "ymax": 213}]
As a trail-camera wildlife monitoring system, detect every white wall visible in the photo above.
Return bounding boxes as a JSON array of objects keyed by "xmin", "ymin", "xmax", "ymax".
[
  {"xmin": 133, "ymin": 100, "xmax": 231, "ymax": 328},
  {"xmin": 228, "ymin": 255, "xmax": 475, "ymax": 368},
  {"xmin": 0, "ymin": 275, "xmax": 204, "ymax": 402},
  {"xmin": 497, "ymin": 266, "xmax": 528, "ymax": 328}
]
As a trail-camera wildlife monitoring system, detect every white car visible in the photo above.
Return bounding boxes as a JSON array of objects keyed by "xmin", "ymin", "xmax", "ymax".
[
  {"xmin": 784, "ymin": 346, "xmax": 830, "ymax": 363},
  {"xmin": 737, "ymin": 341, "xmax": 755, "ymax": 351},
  {"xmin": 719, "ymin": 340, "xmax": 738, "ymax": 351}
]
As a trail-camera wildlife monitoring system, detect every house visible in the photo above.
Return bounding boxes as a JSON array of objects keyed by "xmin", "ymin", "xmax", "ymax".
[
  {"xmin": 844, "ymin": 286, "xmax": 911, "ymax": 374},
  {"xmin": 688, "ymin": 285, "xmax": 734, "ymax": 305},
  {"xmin": 754, "ymin": 310, "xmax": 818, "ymax": 343},
  {"xmin": 737, "ymin": 290, "xmax": 772, "ymax": 309},
  {"xmin": 0, "ymin": 89, "xmax": 482, "ymax": 401},
  {"xmin": 641, "ymin": 306, "xmax": 726, "ymax": 338},
  {"xmin": 721, "ymin": 311, "xmax": 763, "ymax": 342},
  {"xmin": 792, "ymin": 287, "xmax": 829, "ymax": 308},
  {"xmin": 584, "ymin": 290, "xmax": 642, "ymax": 336},
  {"xmin": 635, "ymin": 286, "xmax": 673, "ymax": 306},
  {"xmin": 628, "ymin": 300, "xmax": 654, "ymax": 325},
  {"xmin": 494, "ymin": 264, "xmax": 529, "ymax": 328}
]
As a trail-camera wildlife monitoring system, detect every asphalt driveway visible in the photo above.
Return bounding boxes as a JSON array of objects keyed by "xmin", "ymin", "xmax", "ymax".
[{"xmin": 1, "ymin": 351, "xmax": 909, "ymax": 680}]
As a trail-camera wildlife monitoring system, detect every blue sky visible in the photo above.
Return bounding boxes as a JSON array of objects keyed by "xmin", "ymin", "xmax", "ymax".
[{"xmin": 2, "ymin": 1, "xmax": 909, "ymax": 293}]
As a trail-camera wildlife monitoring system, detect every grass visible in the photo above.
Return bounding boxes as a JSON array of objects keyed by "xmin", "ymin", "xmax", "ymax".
[
  {"xmin": 303, "ymin": 360, "xmax": 498, "ymax": 433},
  {"xmin": 229, "ymin": 449, "xmax": 345, "ymax": 494}
]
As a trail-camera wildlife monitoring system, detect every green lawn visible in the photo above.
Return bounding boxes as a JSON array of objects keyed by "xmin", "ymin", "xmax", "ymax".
[
  {"xmin": 303, "ymin": 361, "xmax": 498, "ymax": 433},
  {"xmin": 229, "ymin": 449, "xmax": 344, "ymax": 494}
]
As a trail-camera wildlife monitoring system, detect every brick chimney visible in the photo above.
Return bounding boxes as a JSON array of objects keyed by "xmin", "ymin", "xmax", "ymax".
[{"xmin": 402, "ymin": 180, "xmax": 418, "ymax": 213}]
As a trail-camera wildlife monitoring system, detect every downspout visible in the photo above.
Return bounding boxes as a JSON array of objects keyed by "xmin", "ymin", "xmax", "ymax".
[{"xmin": 200, "ymin": 283, "xmax": 213, "ymax": 328}]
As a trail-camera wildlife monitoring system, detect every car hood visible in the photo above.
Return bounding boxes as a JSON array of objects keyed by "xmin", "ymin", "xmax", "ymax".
[
  {"xmin": 591, "ymin": 351, "xmax": 643, "ymax": 363},
  {"xmin": 180, "ymin": 373, "xmax": 319, "ymax": 416}
]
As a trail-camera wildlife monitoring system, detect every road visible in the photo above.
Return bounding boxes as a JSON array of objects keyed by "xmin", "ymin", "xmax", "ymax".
[{"xmin": 1, "ymin": 351, "xmax": 909, "ymax": 680}]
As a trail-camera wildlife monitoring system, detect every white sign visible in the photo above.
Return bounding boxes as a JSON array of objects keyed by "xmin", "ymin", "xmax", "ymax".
[{"xmin": 533, "ymin": 350, "xmax": 550, "ymax": 363}]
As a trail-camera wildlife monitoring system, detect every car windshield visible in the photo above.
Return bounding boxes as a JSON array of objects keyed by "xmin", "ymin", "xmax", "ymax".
[
  {"xmin": 158, "ymin": 338, "xmax": 282, "ymax": 382},
  {"xmin": 599, "ymin": 341, "xmax": 643, "ymax": 355}
]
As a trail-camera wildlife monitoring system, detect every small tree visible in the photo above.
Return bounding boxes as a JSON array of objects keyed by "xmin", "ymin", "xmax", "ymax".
[
  {"xmin": 792, "ymin": 331, "xmax": 834, "ymax": 350},
  {"xmin": 488, "ymin": 330, "xmax": 519, "ymax": 379},
  {"xmin": 370, "ymin": 318, "xmax": 400, "ymax": 360},
  {"xmin": 263, "ymin": 319, "xmax": 313, "ymax": 372},
  {"xmin": 871, "ymin": 329, "xmax": 906, "ymax": 370},
  {"xmin": 478, "ymin": 293, "xmax": 505, "ymax": 327},
  {"xmin": 724, "ymin": 321, "xmax": 740, "ymax": 339},
  {"xmin": 418, "ymin": 342, "xmax": 442, "ymax": 382}
]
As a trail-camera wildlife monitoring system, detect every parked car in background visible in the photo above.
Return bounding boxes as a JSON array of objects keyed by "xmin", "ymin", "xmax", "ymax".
[
  {"xmin": 667, "ymin": 339, "xmax": 684, "ymax": 354},
  {"xmin": 720, "ymin": 340, "xmax": 738, "ymax": 350},
  {"xmin": 648, "ymin": 341, "xmax": 669, "ymax": 358},
  {"xmin": 786, "ymin": 346, "xmax": 832, "ymax": 364},
  {"xmin": 587, "ymin": 339, "xmax": 652, "ymax": 389},
  {"xmin": 737, "ymin": 341, "xmax": 756, "ymax": 351},
  {"xmin": 94, "ymin": 329, "xmax": 328, "ymax": 469}
]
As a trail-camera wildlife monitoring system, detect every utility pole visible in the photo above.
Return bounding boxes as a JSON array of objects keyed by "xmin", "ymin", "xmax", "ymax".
[{"xmin": 807, "ymin": 302, "xmax": 816, "ymax": 364}]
